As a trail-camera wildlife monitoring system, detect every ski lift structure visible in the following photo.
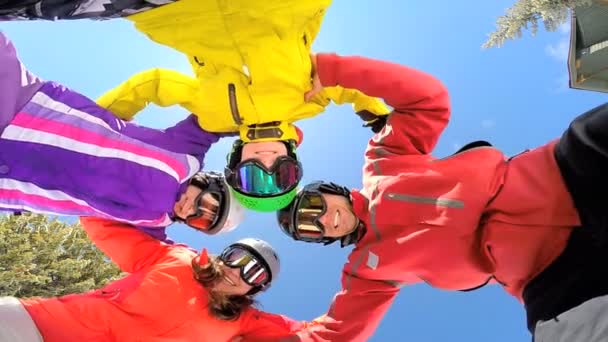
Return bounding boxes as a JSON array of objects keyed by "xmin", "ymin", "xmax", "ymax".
[{"xmin": 568, "ymin": 2, "xmax": 608, "ymax": 93}]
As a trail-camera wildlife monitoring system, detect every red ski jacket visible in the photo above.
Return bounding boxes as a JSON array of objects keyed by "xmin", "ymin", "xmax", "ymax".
[
  {"xmin": 291, "ymin": 53, "xmax": 580, "ymax": 341},
  {"xmin": 21, "ymin": 217, "xmax": 305, "ymax": 342}
]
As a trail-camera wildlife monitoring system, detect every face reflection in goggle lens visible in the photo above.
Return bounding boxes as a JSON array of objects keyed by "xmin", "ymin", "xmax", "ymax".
[
  {"xmin": 185, "ymin": 193, "xmax": 220, "ymax": 231},
  {"xmin": 235, "ymin": 158, "xmax": 300, "ymax": 196},
  {"xmin": 294, "ymin": 192, "xmax": 326, "ymax": 240},
  {"xmin": 220, "ymin": 246, "xmax": 269, "ymax": 287}
]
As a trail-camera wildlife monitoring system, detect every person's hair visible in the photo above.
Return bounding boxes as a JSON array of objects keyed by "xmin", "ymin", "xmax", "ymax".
[{"xmin": 191, "ymin": 254, "xmax": 256, "ymax": 320}]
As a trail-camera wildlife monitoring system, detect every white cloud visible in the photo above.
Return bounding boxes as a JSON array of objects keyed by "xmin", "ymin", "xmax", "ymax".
[
  {"xmin": 558, "ymin": 22, "xmax": 570, "ymax": 34},
  {"xmin": 546, "ymin": 22, "xmax": 571, "ymax": 62},
  {"xmin": 545, "ymin": 22, "xmax": 572, "ymax": 90},
  {"xmin": 545, "ymin": 38, "xmax": 570, "ymax": 62}
]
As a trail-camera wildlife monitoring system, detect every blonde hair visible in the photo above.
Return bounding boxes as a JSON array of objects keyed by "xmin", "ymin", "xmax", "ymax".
[{"xmin": 191, "ymin": 255, "xmax": 255, "ymax": 320}]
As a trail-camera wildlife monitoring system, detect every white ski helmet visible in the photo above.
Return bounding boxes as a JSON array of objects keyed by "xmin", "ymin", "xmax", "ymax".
[
  {"xmin": 229, "ymin": 238, "xmax": 281, "ymax": 289},
  {"xmin": 187, "ymin": 171, "xmax": 246, "ymax": 235}
]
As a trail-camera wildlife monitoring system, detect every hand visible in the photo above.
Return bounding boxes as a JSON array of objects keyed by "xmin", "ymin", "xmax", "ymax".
[
  {"xmin": 356, "ymin": 110, "xmax": 388, "ymax": 134},
  {"xmin": 304, "ymin": 52, "xmax": 323, "ymax": 102},
  {"xmin": 364, "ymin": 116, "xmax": 388, "ymax": 134}
]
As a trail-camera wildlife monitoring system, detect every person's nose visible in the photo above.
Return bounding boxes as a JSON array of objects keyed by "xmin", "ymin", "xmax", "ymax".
[
  {"xmin": 318, "ymin": 210, "xmax": 332, "ymax": 229},
  {"xmin": 227, "ymin": 265, "xmax": 242, "ymax": 282},
  {"xmin": 258, "ymin": 156, "xmax": 276, "ymax": 170}
]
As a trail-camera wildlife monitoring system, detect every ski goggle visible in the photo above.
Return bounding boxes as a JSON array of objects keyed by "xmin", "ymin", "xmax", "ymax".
[
  {"xmin": 230, "ymin": 157, "xmax": 302, "ymax": 197},
  {"xmin": 184, "ymin": 178, "xmax": 226, "ymax": 231},
  {"xmin": 219, "ymin": 245, "xmax": 270, "ymax": 287},
  {"xmin": 184, "ymin": 192, "xmax": 221, "ymax": 231},
  {"xmin": 292, "ymin": 190, "xmax": 328, "ymax": 243}
]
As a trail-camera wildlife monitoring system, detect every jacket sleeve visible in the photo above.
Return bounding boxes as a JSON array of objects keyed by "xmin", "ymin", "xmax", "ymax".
[
  {"xmin": 0, "ymin": 32, "xmax": 45, "ymax": 128},
  {"xmin": 290, "ymin": 270, "xmax": 400, "ymax": 342},
  {"xmin": 320, "ymin": 86, "xmax": 391, "ymax": 116},
  {"xmin": 121, "ymin": 114, "xmax": 221, "ymax": 156},
  {"xmin": 134, "ymin": 225, "xmax": 174, "ymax": 244},
  {"xmin": 80, "ymin": 217, "xmax": 170, "ymax": 273},
  {"xmin": 96, "ymin": 68, "xmax": 205, "ymax": 121},
  {"xmin": 316, "ymin": 53, "xmax": 450, "ymax": 155}
]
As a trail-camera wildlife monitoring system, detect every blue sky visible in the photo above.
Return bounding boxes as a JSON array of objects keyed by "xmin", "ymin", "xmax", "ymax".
[{"xmin": 2, "ymin": 0, "xmax": 607, "ymax": 341}]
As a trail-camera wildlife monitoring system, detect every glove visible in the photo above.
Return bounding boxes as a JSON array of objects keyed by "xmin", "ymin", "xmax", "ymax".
[{"xmin": 356, "ymin": 110, "xmax": 388, "ymax": 134}]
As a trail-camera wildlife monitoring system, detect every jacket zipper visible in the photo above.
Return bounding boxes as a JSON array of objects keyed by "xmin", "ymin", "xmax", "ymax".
[
  {"xmin": 228, "ymin": 84, "xmax": 243, "ymax": 125},
  {"xmin": 193, "ymin": 56, "xmax": 205, "ymax": 66}
]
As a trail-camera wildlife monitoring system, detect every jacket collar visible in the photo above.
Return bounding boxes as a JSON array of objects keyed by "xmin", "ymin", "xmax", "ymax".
[{"xmin": 350, "ymin": 189, "xmax": 370, "ymax": 232}]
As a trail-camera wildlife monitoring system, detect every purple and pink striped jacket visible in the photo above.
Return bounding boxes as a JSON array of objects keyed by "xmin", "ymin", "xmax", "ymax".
[{"xmin": 0, "ymin": 32, "xmax": 223, "ymax": 233}]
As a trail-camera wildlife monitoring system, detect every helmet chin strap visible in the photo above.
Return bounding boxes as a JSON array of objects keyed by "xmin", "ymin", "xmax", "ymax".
[
  {"xmin": 246, "ymin": 285, "xmax": 264, "ymax": 296},
  {"xmin": 340, "ymin": 218, "xmax": 367, "ymax": 248},
  {"xmin": 353, "ymin": 217, "xmax": 361, "ymax": 232}
]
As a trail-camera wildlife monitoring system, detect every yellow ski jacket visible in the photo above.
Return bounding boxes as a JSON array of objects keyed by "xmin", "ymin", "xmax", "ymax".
[{"xmin": 97, "ymin": 0, "xmax": 389, "ymax": 142}]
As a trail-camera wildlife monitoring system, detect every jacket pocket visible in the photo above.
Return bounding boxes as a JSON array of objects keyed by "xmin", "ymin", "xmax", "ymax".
[{"xmin": 384, "ymin": 192, "xmax": 463, "ymax": 227}]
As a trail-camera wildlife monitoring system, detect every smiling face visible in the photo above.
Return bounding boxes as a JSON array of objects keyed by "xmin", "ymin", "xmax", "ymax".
[
  {"xmin": 316, "ymin": 193, "xmax": 358, "ymax": 238},
  {"xmin": 212, "ymin": 262, "xmax": 254, "ymax": 296},
  {"xmin": 240, "ymin": 141, "xmax": 288, "ymax": 169}
]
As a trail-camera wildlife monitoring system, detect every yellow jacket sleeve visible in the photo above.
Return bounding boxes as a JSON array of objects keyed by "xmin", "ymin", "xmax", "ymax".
[
  {"xmin": 319, "ymin": 86, "xmax": 391, "ymax": 116},
  {"xmin": 96, "ymin": 68, "xmax": 204, "ymax": 120}
]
